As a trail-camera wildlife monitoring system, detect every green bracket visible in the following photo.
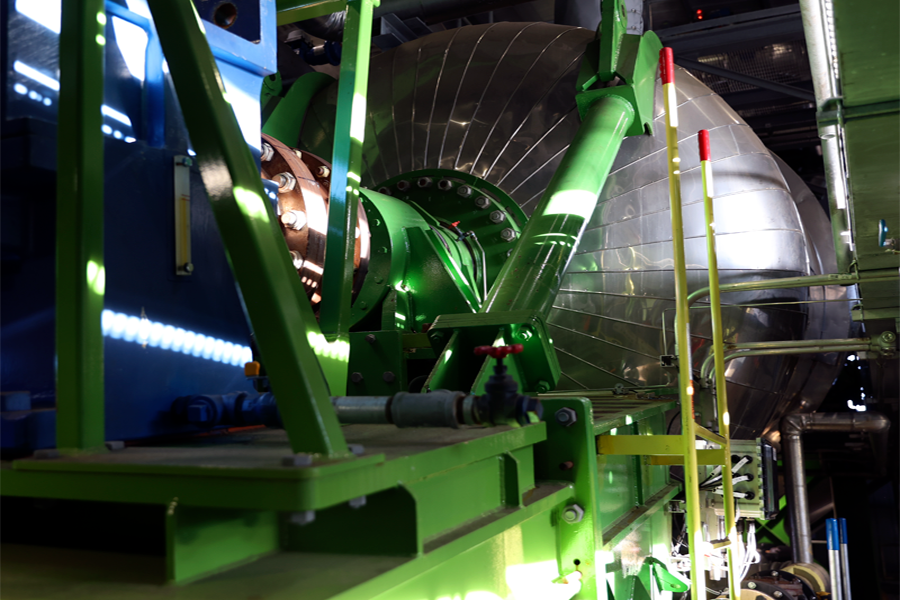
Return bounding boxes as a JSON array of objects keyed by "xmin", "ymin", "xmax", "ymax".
[
  {"xmin": 598, "ymin": 0, "xmax": 629, "ymax": 81},
  {"xmin": 425, "ymin": 310, "xmax": 561, "ymax": 395},
  {"xmin": 644, "ymin": 556, "xmax": 690, "ymax": 593},
  {"xmin": 575, "ymin": 1, "xmax": 662, "ymax": 137},
  {"xmin": 260, "ymin": 71, "xmax": 283, "ymax": 123}
]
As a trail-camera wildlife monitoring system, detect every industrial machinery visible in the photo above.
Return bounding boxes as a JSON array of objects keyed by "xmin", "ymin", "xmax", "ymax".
[{"xmin": 1, "ymin": 0, "xmax": 897, "ymax": 599}]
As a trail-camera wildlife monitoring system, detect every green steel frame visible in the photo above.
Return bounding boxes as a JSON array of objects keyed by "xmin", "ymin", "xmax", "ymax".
[
  {"xmin": 55, "ymin": 0, "xmax": 107, "ymax": 453},
  {"xmin": 8, "ymin": 1, "xmax": 721, "ymax": 598},
  {"xmin": 145, "ymin": 0, "xmax": 348, "ymax": 456}
]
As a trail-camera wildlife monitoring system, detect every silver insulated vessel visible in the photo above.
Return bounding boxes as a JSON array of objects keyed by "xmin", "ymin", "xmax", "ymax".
[{"xmin": 299, "ymin": 23, "xmax": 850, "ymax": 440}]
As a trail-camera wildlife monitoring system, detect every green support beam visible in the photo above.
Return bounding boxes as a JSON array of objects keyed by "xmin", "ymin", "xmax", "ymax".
[
  {"xmin": 318, "ymin": 0, "xmax": 376, "ymax": 395},
  {"xmin": 276, "ymin": 0, "xmax": 347, "ymax": 25},
  {"xmin": 55, "ymin": 0, "xmax": 107, "ymax": 452},
  {"xmin": 145, "ymin": 0, "xmax": 348, "ymax": 457}
]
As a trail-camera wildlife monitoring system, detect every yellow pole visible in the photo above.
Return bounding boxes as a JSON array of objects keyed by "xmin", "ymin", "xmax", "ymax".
[
  {"xmin": 661, "ymin": 47, "xmax": 704, "ymax": 598},
  {"xmin": 700, "ymin": 129, "xmax": 740, "ymax": 597}
]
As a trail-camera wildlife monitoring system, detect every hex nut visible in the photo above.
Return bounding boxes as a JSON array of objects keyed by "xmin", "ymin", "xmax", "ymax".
[
  {"xmin": 276, "ymin": 172, "xmax": 297, "ymax": 192},
  {"xmin": 562, "ymin": 504, "xmax": 584, "ymax": 524},
  {"xmin": 282, "ymin": 453, "xmax": 314, "ymax": 467},
  {"xmin": 348, "ymin": 444, "xmax": 365, "ymax": 456},
  {"xmin": 747, "ymin": 582, "xmax": 757, "ymax": 590},
  {"xmin": 457, "ymin": 184, "xmax": 473, "ymax": 198},
  {"xmin": 437, "ymin": 179, "xmax": 453, "ymax": 191},
  {"xmin": 350, "ymin": 372, "xmax": 364, "ymax": 383},
  {"xmin": 773, "ymin": 592, "xmax": 783, "ymax": 598},
  {"xmin": 365, "ymin": 334, "xmax": 377, "ymax": 344},
  {"xmin": 416, "ymin": 177, "xmax": 432, "ymax": 188},
  {"xmin": 555, "ymin": 407, "xmax": 578, "ymax": 427},
  {"xmin": 316, "ymin": 165, "xmax": 330, "ymax": 178},
  {"xmin": 289, "ymin": 510, "xmax": 316, "ymax": 526},
  {"xmin": 500, "ymin": 228, "xmax": 517, "ymax": 242},
  {"xmin": 260, "ymin": 142, "xmax": 275, "ymax": 162},
  {"xmin": 397, "ymin": 179, "xmax": 412, "ymax": 192},
  {"xmin": 383, "ymin": 371, "xmax": 396, "ymax": 383},
  {"xmin": 474, "ymin": 196, "xmax": 491, "ymax": 209},
  {"xmin": 349, "ymin": 495, "xmax": 367, "ymax": 509},
  {"xmin": 489, "ymin": 210, "xmax": 506, "ymax": 224},
  {"xmin": 377, "ymin": 186, "xmax": 392, "ymax": 196}
]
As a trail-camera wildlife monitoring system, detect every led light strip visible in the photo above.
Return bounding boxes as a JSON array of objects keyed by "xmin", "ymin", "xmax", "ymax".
[{"xmin": 101, "ymin": 309, "xmax": 251, "ymax": 366}]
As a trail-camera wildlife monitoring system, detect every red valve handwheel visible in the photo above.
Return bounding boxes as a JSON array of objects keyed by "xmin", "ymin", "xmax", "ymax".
[{"xmin": 473, "ymin": 344, "xmax": 524, "ymax": 359}]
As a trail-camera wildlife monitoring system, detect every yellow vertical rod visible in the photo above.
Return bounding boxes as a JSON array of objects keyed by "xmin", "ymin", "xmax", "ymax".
[
  {"xmin": 700, "ymin": 129, "xmax": 740, "ymax": 597},
  {"xmin": 661, "ymin": 47, "xmax": 704, "ymax": 598}
]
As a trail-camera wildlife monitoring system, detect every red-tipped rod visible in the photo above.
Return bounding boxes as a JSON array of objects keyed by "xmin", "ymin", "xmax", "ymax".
[{"xmin": 660, "ymin": 47, "xmax": 677, "ymax": 127}]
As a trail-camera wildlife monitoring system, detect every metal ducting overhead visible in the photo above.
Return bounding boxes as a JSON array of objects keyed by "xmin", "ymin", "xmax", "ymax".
[{"xmin": 299, "ymin": 22, "xmax": 851, "ymax": 440}]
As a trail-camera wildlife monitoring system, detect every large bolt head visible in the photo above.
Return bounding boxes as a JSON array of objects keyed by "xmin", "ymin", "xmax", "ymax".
[
  {"xmin": 416, "ymin": 177, "xmax": 432, "ymax": 188},
  {"xmin": 773, "ymin": 591, "xmax": 783, "ymax": 598},
  {"xmin": 457, "ymin": 184, "xmax": 473, "ymax": 198},
  {"xmin": 437, "ymin": 179, "xmax": 453, "ymax": 191},
  {"xmin": 500, "ymin": 228, "xmax": 517, "ymax": 242},
  {"xmin": 489, "ymin": 210, "xmax": 506, "ymax": 224},
  {"xmin": 747, "ymin": 582, "xmax": 757, "ymax": 589},
  {"xmin": 561, "ymin": 504, "xmax": 584, "ymax": 524},
  {"xmin": 555, "ymin": 407, "xmax": 578, "ymax": 427},
  {"xmin": 350, "ymin": 372, "xmax": 364, "ymax": 383},
  {"xmin": 474, "ymin": 196, "xmax": 491, "ymax": 209}
]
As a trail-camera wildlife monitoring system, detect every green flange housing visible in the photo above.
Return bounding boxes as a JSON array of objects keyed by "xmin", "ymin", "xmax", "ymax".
[{"xmin": 345, "ymin": 173, "xmax": 525, "ymax": 395}]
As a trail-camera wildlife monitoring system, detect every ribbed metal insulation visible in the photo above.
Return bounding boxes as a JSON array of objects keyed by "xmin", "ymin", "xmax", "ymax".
[{"xmin": 299, "ymin": 22, "xmax": 850, "ymax": 439}]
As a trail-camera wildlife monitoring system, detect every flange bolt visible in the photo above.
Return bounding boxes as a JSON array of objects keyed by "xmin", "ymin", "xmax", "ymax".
[
  {"xmin": 416, "ymin": 177, "xmax": 432, "ymax": 188},
  {"xmin": 490, "ymin": 210, "xmax": 506, "ymax": 224},
  {"xmin": 474, "ymin": 196, "xmax": 491, "ymax": 209},
  {"xmin": 457, "ymin": 185, "xmax": 473, "ymax": 198},
  {"xmin": 397, "ymin": 179, "xmax": 412, "ymax": 192},
  {"xmin": 501, "ymin": 228, "xmax": 517, "ymax": 242}
]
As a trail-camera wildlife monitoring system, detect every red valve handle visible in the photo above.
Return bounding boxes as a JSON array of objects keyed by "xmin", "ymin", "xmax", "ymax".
[{"xmin": 473, "ymin": 344, "xmax": 524, "ymax": 359}]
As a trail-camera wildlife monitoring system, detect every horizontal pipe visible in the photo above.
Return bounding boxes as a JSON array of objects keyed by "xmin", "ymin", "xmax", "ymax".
[
  {"xmin": 700, "ymin": 343, "xmax": 870, "ymax": 385},
  {"xmin": 781, "ymin": 412, "xmax": 890, "ymax": 565},
  {"xmin": 724, "ymin": 337, "xmax": 871, "ymax": 351},
  {"xmin": 686, "ymin": 269, "xmax": 899, "ymax": 308}
]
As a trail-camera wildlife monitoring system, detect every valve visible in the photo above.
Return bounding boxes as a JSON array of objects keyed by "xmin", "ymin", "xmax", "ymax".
[{"xmin": 472, "ymin": 344, "xmax": 541, "ymax": 426}]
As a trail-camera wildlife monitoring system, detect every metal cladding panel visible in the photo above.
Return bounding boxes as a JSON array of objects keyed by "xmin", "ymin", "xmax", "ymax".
[{"xmin": 300, "ymin": 22, "xmax": 850, "ymax": 439}]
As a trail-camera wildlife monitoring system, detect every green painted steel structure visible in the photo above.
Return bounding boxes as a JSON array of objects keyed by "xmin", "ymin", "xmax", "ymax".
[
  {"xmin": 54, "ymin": 0, "xmax": 107, "ymax": 453},
  {"xmin": 0, "ymin": 0, "xmax": 734, "ymax": 598}
]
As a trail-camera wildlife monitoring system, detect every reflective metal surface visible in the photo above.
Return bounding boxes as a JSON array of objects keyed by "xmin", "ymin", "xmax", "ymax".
[{"xmin": 300, "ymin": 22, "xmax": 850, "ymax": 439}]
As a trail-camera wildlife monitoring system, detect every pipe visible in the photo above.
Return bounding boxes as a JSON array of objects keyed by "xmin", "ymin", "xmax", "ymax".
[
  {"xmin": 839, "ymin": 517, "xmax": 852, "ymax": 600},
  {"xmin": 686, "ymin": 269, "xmax": 899, "ymax": 309},
  {"xmin": 827, "ymin": 518, "xmax": 843, "ymax": 600},
  {"xmin": 289, "ymin": 0, "xmax": 534, "ymax": 38},
  {"xmin": 798, "ymin": 0, "xmax": 855, "ymax": 271},
  {"xmin": 480, "ymin": 95, "xmax": 635, "ymax": 317},
  {"xmin": 781, "ymin": 412, "xmax": 891, "ymax": 564},
  {"xmin": 700, "ymin": 341, "xmax": 872, "ymax": 386}
]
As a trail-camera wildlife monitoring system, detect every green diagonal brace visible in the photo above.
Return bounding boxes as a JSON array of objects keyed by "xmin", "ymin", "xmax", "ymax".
[
  {"xmin": 146, "ymin": 0, "xmax": 348, "ymax": 457},
  {"xmin": 318, "ymin": 0, "xmax": 376, "ymax": 395},
  {"xmin": 645, "ymin": 557, "xmax": 690, "ymax": 593}
]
